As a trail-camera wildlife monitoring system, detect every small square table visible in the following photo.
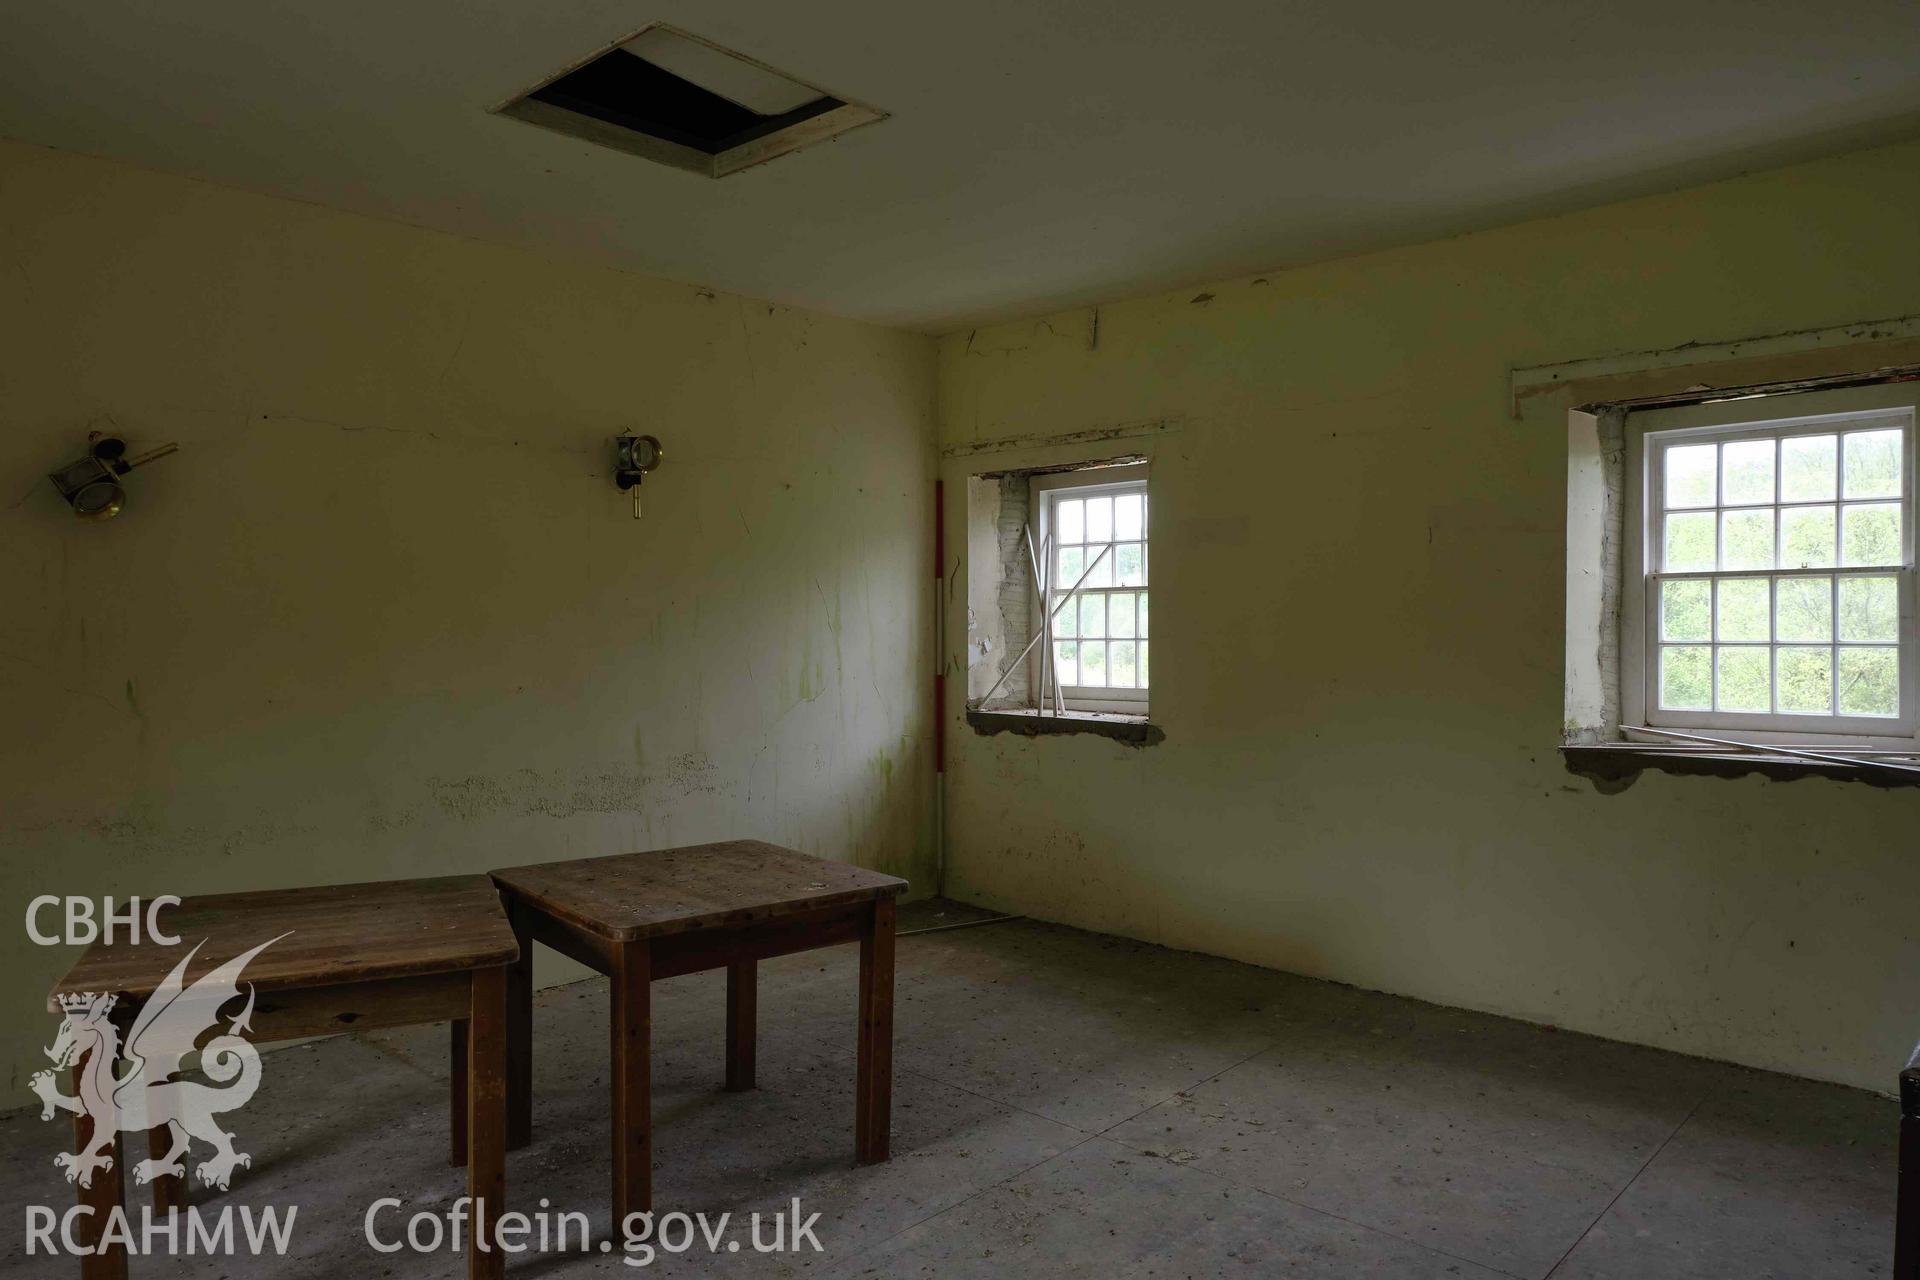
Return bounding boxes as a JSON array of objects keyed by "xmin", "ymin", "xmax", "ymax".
[
  {"xmin": 46, "ymin": 876, "xmax": 519, "ymax": 1280},
  {"xmin": 488, "ymin": 841, "xmax": 908, "ymax": 1222}
]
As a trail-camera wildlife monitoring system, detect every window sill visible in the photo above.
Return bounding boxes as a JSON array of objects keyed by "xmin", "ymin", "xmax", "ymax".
[
  {"xmin": 1561, "ymin": 744, "xmax": 1920, "ymax": 792},
  {"xmin": 966, "ymin": 707, "xmax": 1164, "ymax": 747}
]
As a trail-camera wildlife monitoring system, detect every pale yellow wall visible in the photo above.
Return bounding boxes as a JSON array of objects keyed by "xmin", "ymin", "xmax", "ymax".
[
  {"xmin": 0, "ymin": 140, "xmax": 936, "ymax": 1094},
  {"xmin": 8, "ymin": 126, "xmax": 1917, "ymax": 1103},
  {"xmin": 937, "ymin": 137, "xmax": 1920, "ymax": 1091}
]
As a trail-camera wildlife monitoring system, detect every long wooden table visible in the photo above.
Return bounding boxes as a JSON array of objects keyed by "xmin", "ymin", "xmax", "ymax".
[
  {"xmin": 488, "ymin": 841, "xmax": 908, "ymax": 1223},
  {"xmin": 46, "ymin": 876, "xmax": 519, "ymax": 1280}
]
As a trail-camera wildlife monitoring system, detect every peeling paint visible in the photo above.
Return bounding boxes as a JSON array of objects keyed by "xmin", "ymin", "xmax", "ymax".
[
  {"xmin": 940, "ymin": 418, "xmax": 1179, "ymax": 461},
  {"xmin": 965, "ymin": 709, "xmax": 1163, "ymax": 747}
]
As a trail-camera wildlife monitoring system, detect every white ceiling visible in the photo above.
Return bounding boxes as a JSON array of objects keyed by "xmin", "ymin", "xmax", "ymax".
[{"xmin": 4, "ymin": 1, "xmax": 1919, "ymax": 331}]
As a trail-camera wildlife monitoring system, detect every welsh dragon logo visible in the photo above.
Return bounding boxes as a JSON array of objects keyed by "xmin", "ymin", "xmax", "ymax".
[{"xmin": 31, "ymin": 935, "xmax": 284, "ymax": 1192}]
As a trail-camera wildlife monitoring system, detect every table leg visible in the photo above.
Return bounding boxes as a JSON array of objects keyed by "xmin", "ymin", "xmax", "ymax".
[
  {"xmin": 726, "ymin": 960, "xmax": 757, "ymax": 1092},
  {"xmin": 610, "ymin": 940, "xmax": 652, "ymax": 1227},
  {"xmin": 505, "ymin": 901, "xmax": 534, "ymax": 1151},
  {"xmin": 855, "ymin": 896, "xmax": 896, "ymax": 1165},
  {"xmin": 72, "ymin": 1065, "xmax": 126, "ymax": 1280},
  {"xmin": 449, "ymin": 1019, "xmax": 469, "ymax": 1166},
  {"xmin": 466, "ymin": 969, "xmax": 507, "ymax": 1280}
]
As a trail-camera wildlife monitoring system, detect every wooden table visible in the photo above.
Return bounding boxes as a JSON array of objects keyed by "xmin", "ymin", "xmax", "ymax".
[
  {"xmin": 46, "ymin": 876, "xmax": 519, "ymax": 1280},
  {"xmin": 488, "ymin": 841, "xmax": 908, "ymax": 1223}
]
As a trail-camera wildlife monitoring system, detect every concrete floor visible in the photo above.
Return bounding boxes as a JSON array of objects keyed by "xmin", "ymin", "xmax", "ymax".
[{"xmin": 1, "ymin": 899, "xmax": 1896, "ymax": 1277}]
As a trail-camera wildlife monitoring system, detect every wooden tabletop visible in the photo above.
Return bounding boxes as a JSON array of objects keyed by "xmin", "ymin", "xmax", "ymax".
[
  {"xmin": 490, "ymin": 840, "xmax": 908, "ymax": 942},
  {"xmin": 49, "ymin": 875, "xmax": 519, "ymax": 1007}
]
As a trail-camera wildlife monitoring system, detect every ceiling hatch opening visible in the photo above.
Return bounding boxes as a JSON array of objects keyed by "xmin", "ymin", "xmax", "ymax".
[{"xmin": 495, "ymin": 24, "xmax": 886, "ymax": 178}]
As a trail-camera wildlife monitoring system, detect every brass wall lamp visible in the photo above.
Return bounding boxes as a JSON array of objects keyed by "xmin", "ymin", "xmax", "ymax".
[
  {"xmin": 614, "ymin": 433, "xmax": 663, "ymax": 518},
  {"xmin": 48, "ymin": 433, "xmax": 179, "ymax": 520}
]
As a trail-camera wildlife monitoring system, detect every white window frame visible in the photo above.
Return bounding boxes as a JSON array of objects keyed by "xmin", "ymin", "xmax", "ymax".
[
  {"xmin": 1028, "ymin": 463, "xmax": 1150, "ymax": 714},
  {"xmin": 1622, "ymin": 382, "xmax": 1918, "ymax": 743}
]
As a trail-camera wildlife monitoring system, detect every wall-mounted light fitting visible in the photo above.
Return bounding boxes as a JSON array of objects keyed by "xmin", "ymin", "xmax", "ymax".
[
  {"xmin": 614, "ymin": 433, "xmax": 663, "ymax": 519},
  {"xmin": 47, "ymin": 433, "xmax": 179, "ymax": 520},
  {"xmin": 614, "ymin": 434, "xmax": 663, "ymax": 489}
]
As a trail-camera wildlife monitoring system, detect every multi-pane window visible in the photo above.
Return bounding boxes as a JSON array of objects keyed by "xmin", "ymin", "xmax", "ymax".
[
  {"xmin": 1031, "ymin": 467, "xmax": 1149, "ymax": 711},
  {"xmin": 1630, "ymin": 387, "xmax": 1916, "ymax": 736}
]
